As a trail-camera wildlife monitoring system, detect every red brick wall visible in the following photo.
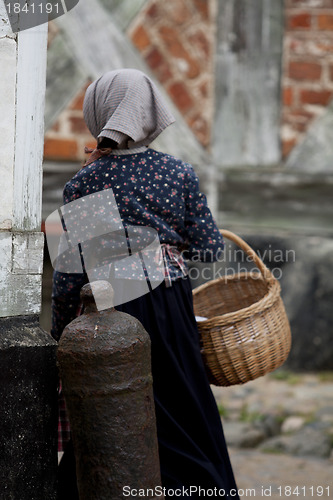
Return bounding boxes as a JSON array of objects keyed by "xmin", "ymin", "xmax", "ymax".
[
  {"xmin": 43, "ymin": 0, "xmax": 216, "ymax": 162},
  {"xmin": 44, "ymin": 0, "xmax": 333, "ymax": 164},
  {"xmin": 282, "ymin": 0, "xmax": 333, "ymax": 158},
  {"xmin": 44, "ymin": 83, "xmax": 95, "ymax": 163},
  {"xmin": 128, "ymin": 0, "xmax": 216, "ymax": 148}
]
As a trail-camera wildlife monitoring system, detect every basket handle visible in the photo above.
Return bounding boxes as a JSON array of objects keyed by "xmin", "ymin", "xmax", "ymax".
[{"xmin": 220, "ymin": 229, "xmax": 273, "ymax": 281}]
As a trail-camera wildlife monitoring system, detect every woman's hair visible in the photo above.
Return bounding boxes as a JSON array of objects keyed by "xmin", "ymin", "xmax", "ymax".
[{"xmin": 98, "ymin": 137, "xmax": 118, "ymax": 149}]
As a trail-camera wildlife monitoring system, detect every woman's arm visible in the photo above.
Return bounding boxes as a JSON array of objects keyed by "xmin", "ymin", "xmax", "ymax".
[
  {"xmin": 183, "ymin": 166, "xmax": 224, "ymax": 262},
  {"xmin": 50, "ymin": 182, "xmax": 88, "ymax": 341}
]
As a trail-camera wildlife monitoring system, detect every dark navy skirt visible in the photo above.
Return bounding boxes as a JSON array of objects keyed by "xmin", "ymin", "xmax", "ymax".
[{"xmin": 117, "ymin": 277, "xmax": 239, "ymax": 499}]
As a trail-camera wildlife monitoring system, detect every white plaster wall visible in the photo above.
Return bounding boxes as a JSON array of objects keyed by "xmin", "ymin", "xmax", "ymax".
[
  {"xmin": 0, "ymin": 233, "xmax": 44, "ymax": 317},
  {"xmin": 0, "ymin": 0, "xmax": 13, "ymax": 37}
]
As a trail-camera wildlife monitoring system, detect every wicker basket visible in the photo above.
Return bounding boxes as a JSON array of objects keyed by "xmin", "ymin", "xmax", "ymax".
[{"xmin": 193, "ymin": 230, "xmax": 292, "ymax": 387}]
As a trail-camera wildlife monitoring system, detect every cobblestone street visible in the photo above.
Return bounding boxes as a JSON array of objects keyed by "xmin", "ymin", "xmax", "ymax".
[
  {"xmin": 213, "ymin": 372, "xmax": 333, "ymax": 499},
  {"xmin": 229, "ymin": 448, "xmax": 332, "ymax": 499}
]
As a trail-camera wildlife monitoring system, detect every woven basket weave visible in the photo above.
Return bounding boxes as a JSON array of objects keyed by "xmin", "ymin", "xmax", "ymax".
[{"xmin": 193, "ymin": 230, "xmax": 292, "ymax": 387}]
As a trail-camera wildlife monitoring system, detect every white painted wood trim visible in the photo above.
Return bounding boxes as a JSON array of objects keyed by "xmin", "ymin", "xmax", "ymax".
[
  {"xmin": 0, "ymin": 5, "xmax": 16, "ymax": 229},
  {"xmin": 0, "ymin": 0, "xmax": 15, "ymax": 37},
  {"xmin": 13, "ymin": 24, "xmax": 48, "ymax": 231}
]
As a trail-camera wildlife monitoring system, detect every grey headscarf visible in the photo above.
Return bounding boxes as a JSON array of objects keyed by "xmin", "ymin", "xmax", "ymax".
[{"xmin": 83, "ymin": 68, "xmax": 175, "ymax": 149}]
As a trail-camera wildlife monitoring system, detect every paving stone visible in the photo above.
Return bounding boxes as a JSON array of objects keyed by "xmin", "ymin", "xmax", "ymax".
[
  {"xmin": 223, "ymin": 422, "xmax": 253, "ymax": 448},
  {"xmin": 214, "ymin": 372, "xmax": 333, "ymax": 462},
  {"xmin": 259, "ymin": 426, "xmax": 332, "ymax": 458},
  {"xmin": 229, "ymin": 448, "xmax": 333, "ymax": 499},
  {"xmin": 281, "ymin": 416, "xmax": 306, "ymax": 433},
  {"xmin": 224, "ymin": 422, "xmax": 266, "ymax": 449},
  {"xmin": 257, "ymin": 414, "xmax": 283, "ymax": 438}
]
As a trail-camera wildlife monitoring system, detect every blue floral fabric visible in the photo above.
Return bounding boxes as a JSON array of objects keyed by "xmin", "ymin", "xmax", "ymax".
[{"xmin": 51, "ymin": 148, "xmax": 223, "ymax": 340}]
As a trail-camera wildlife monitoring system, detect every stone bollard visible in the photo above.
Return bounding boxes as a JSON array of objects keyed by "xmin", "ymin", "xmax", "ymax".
[{"xmin": 57, "ymin": 281, "xmax": 163, "ymax": 500}]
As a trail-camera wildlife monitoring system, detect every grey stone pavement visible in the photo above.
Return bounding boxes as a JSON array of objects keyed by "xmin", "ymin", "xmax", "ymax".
[
  {"xmin": 212, "ymin": 372, "xmax": 333, "ymax": 499},
  {"xmin": 229, "ymin": 448, "xmax": 332, "ymax": 500}
]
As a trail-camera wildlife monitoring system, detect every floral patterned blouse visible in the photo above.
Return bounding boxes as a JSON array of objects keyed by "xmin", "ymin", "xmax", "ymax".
[{"xmin": 51, "ymin": 148, "xmax": 223, "ymax": 341}]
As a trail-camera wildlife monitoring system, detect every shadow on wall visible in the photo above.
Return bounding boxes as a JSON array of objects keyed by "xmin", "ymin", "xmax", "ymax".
[{"xmin": 41, "ymin": 249, "xmax": 53, "ymax": 334}]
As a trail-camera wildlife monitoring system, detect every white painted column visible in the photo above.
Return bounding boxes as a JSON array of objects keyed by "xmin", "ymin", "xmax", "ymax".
[
  {"xmin": 0, "ymin": 5, "xmax": 57, "ymax": 498},
  {"xmin": 0, "ymin": 2, "xmax": 16, "ymax": 231},
  {"xmin": 0, "ymin": 2, "xmax": 47, "ymax": 317}
]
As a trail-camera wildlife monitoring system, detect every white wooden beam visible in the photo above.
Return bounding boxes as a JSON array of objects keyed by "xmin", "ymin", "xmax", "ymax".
[
  {"xmin": 213, "ymin": 0, "xmax": 283, "ymax": 166},
  {"xmin": 0, "ymin": 15, "xmax": 47, "ymax": 317},
  {"xmin": 13, "ymin": 24, "xmax": 48, "ymax": 231},
  {"xmin": 0, "ymin": 1, "xmax": 16, "ymax": 230}
]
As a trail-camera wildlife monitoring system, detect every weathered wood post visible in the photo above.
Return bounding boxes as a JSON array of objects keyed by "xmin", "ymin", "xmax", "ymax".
[
  {"xmin": 0, "ymin": 7, "xmax": 58, "ymax": 499},
  {"xmin": 57, "ymin": 281, "xmax": 163, "ymax": 500},
  {"xmin": 213, "ymin": 0, "xmax": 284, "ymax": 167}
]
